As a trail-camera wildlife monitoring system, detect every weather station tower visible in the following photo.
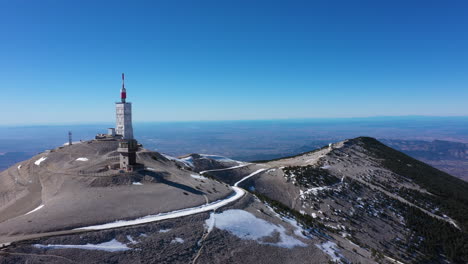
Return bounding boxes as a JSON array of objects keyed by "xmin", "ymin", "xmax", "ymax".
[{"xmin": 116, "ymin": 73, "xmax": 140, "ymax": 171}]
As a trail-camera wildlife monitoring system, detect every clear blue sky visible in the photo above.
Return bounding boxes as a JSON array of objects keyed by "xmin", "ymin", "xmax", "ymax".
[{"xmin": 1, "ymin": 0, "xmax": 467, "ymax": 125}]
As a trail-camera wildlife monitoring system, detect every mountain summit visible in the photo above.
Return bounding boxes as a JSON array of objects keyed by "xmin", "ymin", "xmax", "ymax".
[{"xmin": 0, "ymin": 137, "xmax": 467, "ymax": 263}]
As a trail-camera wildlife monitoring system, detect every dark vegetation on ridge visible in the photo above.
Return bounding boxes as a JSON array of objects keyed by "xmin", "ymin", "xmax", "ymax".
[
  {"xmin": 248, "ymin": 136, "xmax": 468, "ymax": 263},
  {"xmin": 355, "ymin": 137, "xmax": 468, "ymax": 263},
  {"xmin": 354, "ymin": 137, "xmax": 468, "ymax": 231}
]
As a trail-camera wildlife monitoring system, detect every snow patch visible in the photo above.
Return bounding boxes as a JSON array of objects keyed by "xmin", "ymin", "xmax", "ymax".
[
  {"xmin": 263, "ymin": 204, "xmax": 311, "ymax": 240},
  {"xmin": 171, "ymin": 237, "xmax": 184, "ymax": 244},
  {"xmin": 162, "ymin": 154, "xmax": 194, "ymax": 168},
  {"xmin": 34, "ymin": 157, "xmax": 47, "ymax": 166},
  {"xmin": 76, "ymin": 157, "xmax": 88, "ymax": 161},
  {"xmin": 206, "ymin": 209, "xmax": 307, "ymax": 248},
  {"xmin": 25, "ymin": 204, "xmax": 44, "ymax": 215},
  {"xmin": 191, "ymin": 174, "xmax": 207, "ymax": 180},
  {"xmin": 300, "ymin": 186, "xmax": 328, "ymax": 197},
  {"xmin": 384, "ymin": 255, "xmax": 405, "ymax": 264},
  {"xmin": 34, "ymin": 239, "xmax": 130, "ymax": 252},
  {"xmin": 315, "ymin": 241, "xmax": 345, "ymax": 263},
  {"xmin": 159, "ymin": 229, "xmax": 171, "ymax": 233},
  {"xmin": 280, "ymin": 215, "xmax": 310, "ymax": 240},
  {"xmin": 132, "ymin": 182, "xmax": 143, "ymax": 185},
  {"xmin": 442, "ymin": 214, "xmax": 460, "ymax": 229},
  {"xmin": 126, "ymin": 235, "xmax": 137, "ymax": 244},
  {"xmin": 180, "ymin": 156, "xmax": 194, "ymax": 167},
  {"xmin": 205, "ymin": 214, "xmax": 215, "ymax": 232},
  {"xmin": 63, "ymin": 141, "xmax": 82, "ymax": 146}
]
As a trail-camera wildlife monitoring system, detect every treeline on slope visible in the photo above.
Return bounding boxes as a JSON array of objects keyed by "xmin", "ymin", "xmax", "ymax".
[
  {"xmin": 405, "ymin": 207, "xmax": 468, "ymax": 263},
  {"xmin": 283, "ymin": 165, "xmax": 341, "ymax": 187},
  {"xmin": 356, "ymin": 137, "xmax": 468, "ymax": 231}
]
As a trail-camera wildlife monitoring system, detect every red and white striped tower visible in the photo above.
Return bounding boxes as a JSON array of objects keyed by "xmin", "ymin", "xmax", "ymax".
[{"xmin": 121, "ymin": 73, "xmax": 127, "ymax": 103}]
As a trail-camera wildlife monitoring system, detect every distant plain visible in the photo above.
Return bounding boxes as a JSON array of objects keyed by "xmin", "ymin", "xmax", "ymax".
[{"xmin": 1, "ymin": 116, "xmax": 467, "ymax": 180}]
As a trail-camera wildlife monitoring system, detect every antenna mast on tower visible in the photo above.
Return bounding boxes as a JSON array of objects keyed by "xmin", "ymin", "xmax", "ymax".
[
  {"xmin": 121, "ymin": 73, "xmax": 126, "ymax": 103},
  {"xmin": 68, "ymin": 131, "xmax": 72, "ymax": 146}
]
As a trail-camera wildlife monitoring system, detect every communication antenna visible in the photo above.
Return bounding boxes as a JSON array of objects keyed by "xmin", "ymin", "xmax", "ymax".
[
  {"xmin": 68, "ymin": 131, "xmax": 72, "ymax": 145},
  {"xmin": 121, "ymin": 73, "xmax": 127, "ymax": 103}
]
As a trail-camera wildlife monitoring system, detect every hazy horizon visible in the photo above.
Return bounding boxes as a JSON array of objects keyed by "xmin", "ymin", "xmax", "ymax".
[{"xmin": 2, "ymin": 115, "xmax": 468, "ymax": 127}]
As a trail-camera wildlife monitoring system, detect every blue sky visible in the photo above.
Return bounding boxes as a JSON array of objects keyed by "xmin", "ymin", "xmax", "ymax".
[{"xmin": 1, "ymin": 0, "xmax": 467, "ymax": 125}]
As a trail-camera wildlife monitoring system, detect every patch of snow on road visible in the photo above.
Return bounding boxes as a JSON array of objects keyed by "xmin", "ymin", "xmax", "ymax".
[
  {"xmin": 34, "ymin": 239, "xmax": 130, "ymax": 252},
  {"xmin": 159, "ymin": 229, "xmax": 172, "ymax": 233},
  {"xmin": 191, "ymin": 174, "xmax": 207, "ymax": 180},
  {"xmin": 76, "ymin": 157, "xmax": 88, "ymax": 161},
  {"xmin": 75, "ymin": 186, "xmax": 246, "ymax": 231},
  {"xmin": 132, "ymin": 182, "xmax": 143, "ymax": 185},
  {"xmin": 74, "ymin": 166, "xmax": 267, "ymax": 233},
  {"xmin": 34, "ymin": 157, "xmax": 47, "ymax": 166},
  {"xmin": 200, "ymin": 154, "xmax": 244, "ymax": 164},
  {"xmin": 171, "ymin": 237, "xmax": 184, "ymax": 244},
  {"xmin": 234, "ymin": 169, "xmax": 267, "ymax": 187},
  {"xmin": 199, "ymin": 163, "xmax": 250, "ymax": 175},
  {"xmin": 25, "ymin": 204, "xmax": 44, "ymax": 215},
  {"xmin": 206, "ymin": 209, "xmax": 307, "ymax": 248},
  {"xmin": 316, "ymin": 241, "xmax": 345, "ymax": 263}
]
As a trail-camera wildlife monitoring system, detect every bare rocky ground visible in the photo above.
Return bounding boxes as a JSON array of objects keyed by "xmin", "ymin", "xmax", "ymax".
[
  {"xmin": 0, "ymin": 140, "xmax": 231, "ymax": 242},
  {"xmin": 1, "ymin": 137, "xmax": 467, "ymax": 263},
  {"xmin": 0, "ymin": 193, "xmax": 375, "ymax": 264}
]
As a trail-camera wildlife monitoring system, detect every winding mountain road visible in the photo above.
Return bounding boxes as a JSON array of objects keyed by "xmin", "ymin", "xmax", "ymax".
[{"xmin": 0, "ymin": 166, "xmax": 267, "ymax": 247}]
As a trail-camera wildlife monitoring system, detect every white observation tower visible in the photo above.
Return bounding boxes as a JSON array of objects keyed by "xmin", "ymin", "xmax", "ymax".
[
  {"xmin": 115, "ymin": 73, "xmax": 134, "ymax": 140},
  {"xmin": 116, "ymin": 73, "xmax": 140, "ymax": 171}
]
